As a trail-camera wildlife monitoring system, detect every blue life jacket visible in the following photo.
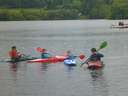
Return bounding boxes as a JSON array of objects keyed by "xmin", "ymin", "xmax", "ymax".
[{"xmin": 41, "ymin": 53, "xmax": 52, "ymax": 58}]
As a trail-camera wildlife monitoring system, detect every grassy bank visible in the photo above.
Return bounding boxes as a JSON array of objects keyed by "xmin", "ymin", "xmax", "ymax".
[{"xmin": 0, "ymin": 8, "xmax": 86, "ymax": 21}]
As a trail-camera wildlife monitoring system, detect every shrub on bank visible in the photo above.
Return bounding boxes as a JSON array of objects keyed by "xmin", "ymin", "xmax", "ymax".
[{"xmin": 0, "ymin": 8, "xmax": 81, "ymax": 20}]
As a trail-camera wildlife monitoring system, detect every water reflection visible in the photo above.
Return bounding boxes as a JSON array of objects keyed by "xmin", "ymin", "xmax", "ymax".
[
  {"xmin": 9, "ymin": 62, "xmax": 19, "ymax": 72},
  {"xmin": 90, "ymin": 69, "xmax": 109, "ymax": 96},
  {"xmin": 9, "ymin": 62, "xmax": 19, "ymax": 81},
  {"xmin": 65, "ymin": 65, "xmax": 76, "ymax": 72},
  {"xmin": 64, "ymin": 65, "xmax": 76, "ymax": 78},
  {"xmin": 90, "ymin": 69, "xmax": 104, "ymax": 80},
  {"xmin": 40, "ymin": 63, "xmax": 49, "ymax": 72}
]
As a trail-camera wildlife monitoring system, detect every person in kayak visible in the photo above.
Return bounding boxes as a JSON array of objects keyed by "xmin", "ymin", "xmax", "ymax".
[
  {"xmin": 81, "ymin": 48, "xmax": 104, "ymax": 67},
  {"xmin": 9, "ymin": 46, "xmax": 22, "ymax": 62},
  {"xmin": 41, "ymin": 49, "xmax": 52, "ymax": 58},
  {"xmin": 65, "ymin": 50, "xmax": 76, "ymax": 59},
  {"xmin": 119, "ymin": 21, "xmax": 124, "ymax": 26},
  {"xmin": 88, "ymin": 48, "xmax": 104, "ymax": 62}
]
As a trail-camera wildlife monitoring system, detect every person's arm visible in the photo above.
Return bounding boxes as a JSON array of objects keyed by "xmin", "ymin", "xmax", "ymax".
[
  {"xmin": 98, "ymin": 53, "xmax": 104, "ymax": 57},
  {"xmin": 17, "ymin": 52, "xmax": 22, "ymax": 56}
]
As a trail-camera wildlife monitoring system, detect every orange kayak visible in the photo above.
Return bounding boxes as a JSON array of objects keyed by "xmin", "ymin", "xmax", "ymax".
[{"xmin": 87, "ymin": 61, "xmax": 104, "ymax": 70}]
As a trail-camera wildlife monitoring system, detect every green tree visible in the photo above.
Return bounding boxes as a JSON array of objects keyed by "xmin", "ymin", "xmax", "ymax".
[
  {"xmin": 112, "ymin": 0, "xmax": 128, "ymax": 19},
  {"xmin": 89, "ymin": 5, "xmax": 111, "ymax": 19}
]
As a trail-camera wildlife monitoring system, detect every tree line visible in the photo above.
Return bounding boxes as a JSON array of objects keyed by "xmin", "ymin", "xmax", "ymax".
[{"xmin": 0, "ymin": 0, "xmax": 128, "ymax": 20}]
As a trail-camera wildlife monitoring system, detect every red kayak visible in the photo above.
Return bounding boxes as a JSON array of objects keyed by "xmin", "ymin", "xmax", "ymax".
[
  {"xmin": 87, "ymin": 61, "xmax": 104, "ymax": 70},
  {"xmin": 27, "ymin": 56, "xmax": 67, "ymax": 63}
]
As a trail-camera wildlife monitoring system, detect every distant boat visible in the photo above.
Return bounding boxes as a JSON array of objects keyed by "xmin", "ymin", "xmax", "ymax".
[
  {"xmin": 111, "ymin": 25, "xmax": 128, "ymax": 28},
  {"xmin": 111, "ymin": 22, "xmax": 128, "ymax": 28}
]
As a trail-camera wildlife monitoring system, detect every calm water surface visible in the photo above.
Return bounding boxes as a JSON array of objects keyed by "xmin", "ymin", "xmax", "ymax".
[{"xmin": 0, "ymin": 20, "xmax": 128, "ymax": 96}]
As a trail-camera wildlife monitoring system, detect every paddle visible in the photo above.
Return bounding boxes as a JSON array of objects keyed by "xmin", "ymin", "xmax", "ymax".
[
  {"xmin": 97, "ymin": 41, "xmax": 108, "ymax": 51},
  {"xmin": 79, "ymin": 54, "xmax": 85, "ymax": 60},
  {"xmin": 80, "ymin": 41, "xmax": 108, "ymax": 67},
  {"xmin": 36, "ymin": 47, "xmax": 45, "ymax": 52}
]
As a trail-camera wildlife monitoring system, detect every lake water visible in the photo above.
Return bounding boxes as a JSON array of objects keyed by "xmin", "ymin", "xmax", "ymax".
[{"xmin": 0, "ymin": 20, "xmax": 128, "ymax": 96}]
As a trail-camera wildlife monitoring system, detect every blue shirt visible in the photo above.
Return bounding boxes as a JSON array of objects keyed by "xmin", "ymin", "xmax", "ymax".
[{"xmin": 41, "ymin": 53, "xmax": 52, "ymax": 58}]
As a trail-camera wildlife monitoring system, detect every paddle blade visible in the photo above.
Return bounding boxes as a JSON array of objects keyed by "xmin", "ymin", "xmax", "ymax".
[
  {"xmin": 98, "ymin": 41, "xmax": 108, "ymax": 51},
  {"xmin": 36, "ymin": 47, "xmax": 44, "ymax": 52},
  {"xmin": 79, "ymin": 54, "xmax": 85, "ymax": 60}
]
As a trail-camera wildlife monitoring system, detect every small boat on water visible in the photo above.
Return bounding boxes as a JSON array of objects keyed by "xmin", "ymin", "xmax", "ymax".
[
  {"xmin": 111, "ymin": 25, "xmax": 128, "ymax": 28},
  {"xmin": 64, "ymin": 59, "xmax": 76, "ymax": 66},
  {"xmin": 111, "ymin": 21, "xmax": 128, "ymax": 28}
]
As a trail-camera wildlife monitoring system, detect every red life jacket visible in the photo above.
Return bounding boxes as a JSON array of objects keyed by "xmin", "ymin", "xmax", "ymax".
[{"xmin": 9, "ymin": 50, "xmax": 18, "ymax": 58}]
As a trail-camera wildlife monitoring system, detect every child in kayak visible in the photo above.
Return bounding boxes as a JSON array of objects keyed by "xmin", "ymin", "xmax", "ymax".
[
  {"xmin": 119, "ymin": 21, "xmax": 124, "ymax": 26},
  {"xmin": 9, "ymin": 46, "xmax": 22, "ymax": 62},
  {"xmin": 65, "ymin": 50, "xmax": 76, "ymax": 59},
  {"xmin": 41, "ymin": 49, "xmax": 52, "ymax": 58},
  {"xmin": 88, "ymin": 48, "xmax": 104, "ymax": 62}
]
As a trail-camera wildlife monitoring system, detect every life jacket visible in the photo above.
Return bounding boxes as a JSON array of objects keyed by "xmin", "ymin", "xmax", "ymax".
[
  {"xmin": 41, "ymin": 52, "xmax": 51, "ymax": 58},
  {"xmin": 89, "ymin": 53, "xmax": 104, "ymax": 61},
  {"xmin": 9, "ymin": 50, "xmax": 18, "ymax": 58}
]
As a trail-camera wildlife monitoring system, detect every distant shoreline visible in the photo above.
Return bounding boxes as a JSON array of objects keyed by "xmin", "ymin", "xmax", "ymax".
[
  {"xmin": 0, "ymin": 8, "xmax": 85, "ymax": 21},
  {"xmin": 0, "ymin": 8, "xmax": 127, "ymax": 21}
]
